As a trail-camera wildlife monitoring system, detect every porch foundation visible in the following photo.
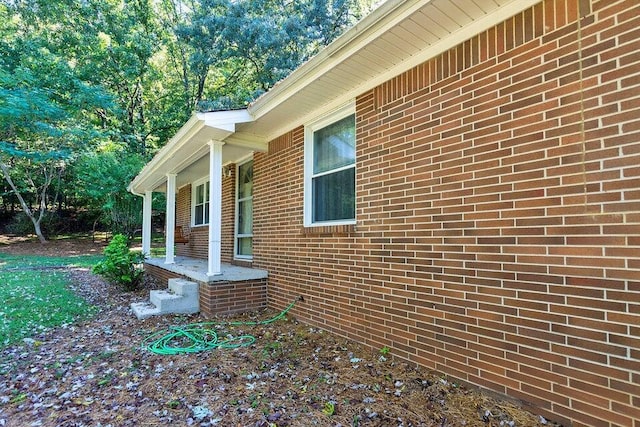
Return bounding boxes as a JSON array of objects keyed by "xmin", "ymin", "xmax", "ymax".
[
  {"xmin": 199, "ymin": 278, "xmax": 267, "ymax": 317},
  {"xmin": 144, "ymin": 257, "xmax": 268, "ymax": 317}
]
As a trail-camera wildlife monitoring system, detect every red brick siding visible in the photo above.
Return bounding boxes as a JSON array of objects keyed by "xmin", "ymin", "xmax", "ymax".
[
  {"xmin": 199, "ymin": 279, "xmax": 267, "ymax": 317},
  {"xmin": 254, "ymin": 1, "xmax": 640, "ymax": 426},
  {"xmin": 175, "ymin": 168, "xmax": 236, "ymax": 261},
  {"xmin": 221, "ymin": 165, "xmax": 236, "ymax": 263},
  {"xmin": 176, "ymin": 184, "xmax": 191, "ymax": 230},
  {"xmin": 144, "ymin": 263, "xmax": 187, "ymax": 286}
]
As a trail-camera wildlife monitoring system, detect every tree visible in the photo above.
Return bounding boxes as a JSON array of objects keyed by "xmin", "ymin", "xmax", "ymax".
[
  {"xmin": 0, "ymin": 0, "xmax": 379, "ymax": 240},
  {"xmin": 164, "ymin": 0, "xmax": 377, "ymax": 111},
  {"xmin": 73, "ymin": 149, "xmax": 146, "ymax": 238},
  {"xmin": 0, "ymin": 3, "xmax": 112, "ymax": 242}
]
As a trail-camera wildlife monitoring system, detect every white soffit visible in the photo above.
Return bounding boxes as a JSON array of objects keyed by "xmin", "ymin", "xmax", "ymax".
[{"xmin": 244, "ymin": 0, "xmax": 541, "ymax": 141}]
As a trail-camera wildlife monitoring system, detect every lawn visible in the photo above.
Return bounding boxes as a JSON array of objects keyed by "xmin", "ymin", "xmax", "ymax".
[{"xmin": 0, "ymin": 252, "xmax": 101, "ymax": 347}]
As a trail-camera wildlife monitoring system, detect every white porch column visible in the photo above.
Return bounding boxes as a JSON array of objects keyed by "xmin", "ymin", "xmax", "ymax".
[
  {"xmin": 207, "ymin": 141, "xmax": 224, "ymax": 276},
  {"xmin": 142, "ymin": 190, "xmax": 152, "ymax": 257},
  {"xmin": 165, "ymin": 173, "xmax": 177, "ymax": 264}
]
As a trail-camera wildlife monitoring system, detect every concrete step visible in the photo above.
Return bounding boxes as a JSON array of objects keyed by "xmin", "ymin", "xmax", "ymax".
[
  {"xmin": 150, "ymin": 289, "xmax": 199, "ymax": 313},
  {"xmin": 130, "ymin": 279, "xmax": 200, "ymax": 319},
  {"xmin": 131, "ymin": 301, "xmax": 161, "ymax": 320},
  {"xmin": 168, "ymin": 278, "xmax": 199, "ymax": 297}
]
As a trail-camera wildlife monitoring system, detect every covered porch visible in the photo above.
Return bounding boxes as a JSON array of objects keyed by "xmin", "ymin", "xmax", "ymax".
[
  {"xmin": 128, "ymin": 109, "xmax": 267, "ymax": 279},
  {"xmin": 128, "ymin": 110, "xmax": 269, "ymax": 317}
]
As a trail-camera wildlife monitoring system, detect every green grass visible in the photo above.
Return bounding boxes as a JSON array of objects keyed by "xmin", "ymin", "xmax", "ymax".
[
  {"xmin": 0, "ymin": 253, "xmax": 102, "ymax": 348},
  {"xmin": 0, "ymin": 253, "xmax": 100, "ymax": 269}
]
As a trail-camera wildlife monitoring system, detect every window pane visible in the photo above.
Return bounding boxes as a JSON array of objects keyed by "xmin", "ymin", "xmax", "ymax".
[
  {"xmin": 204, "ymin": 202, "xmax": 209, "ymax": 224},
  {"xmin": 237, "ymin": 237, "xmax": 253, "ymax": 256},
  {"xmin": 313, "ymin": 114, "xmax": 355, "ymax": 174},
  {"xmin": 195, "ymin": 205, "xmax": 203, "ymax": 225},
  {"xmin": 312, "ymin": 167, "xmax": 355, "ymax": 222},
  {"xmin": 238, "ymin": 161, "xmax": 253, "ymax": 199},
  {"xmin": 196, "ymin": 184, "xmax": 204, "ymax": 204},
  {"xmin": 238, "ymin": 200, "xmax": 253, "ymax": 234}
]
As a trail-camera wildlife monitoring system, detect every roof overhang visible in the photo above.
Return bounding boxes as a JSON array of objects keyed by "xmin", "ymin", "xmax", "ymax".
[
  {"xmin": 242, "ymin": 0, "xmax": 541, "ymax": 141},
  {"xmin": 129, "ymin": 0, "xmax": 541, "ymax": 194},
  {"xmin": 128, "ymin": 109, "xmax": 265, "ymax": 194}
]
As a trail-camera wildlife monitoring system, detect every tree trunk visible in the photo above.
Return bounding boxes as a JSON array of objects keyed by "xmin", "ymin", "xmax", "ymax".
[
  {"xmin": 0, "ymin": 161, "xmax": 48, "ymax": 243},
  {"xmin": 32, "ymin": 220, "xmax": 47, "ymax": 244}
]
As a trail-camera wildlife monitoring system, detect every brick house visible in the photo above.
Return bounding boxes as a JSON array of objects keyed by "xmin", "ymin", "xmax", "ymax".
[{"xmin": 129, "ymin": 0, "xmax": 640, "ymax": 425}]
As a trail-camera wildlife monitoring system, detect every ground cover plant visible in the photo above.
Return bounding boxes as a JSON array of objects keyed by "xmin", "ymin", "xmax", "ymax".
[{"xmin": 0, "ymin": 238, "xmax": 556, "ymax": 426}]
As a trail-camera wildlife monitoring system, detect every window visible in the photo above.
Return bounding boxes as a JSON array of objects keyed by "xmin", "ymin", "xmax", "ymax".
[
  {"xmin": 304, "ymin": 104, "xmax": 356, "ymax": 226},
  {"xmin": 192, "ymin": 179, "xmax": 209, "ymax": 226},
  {"xmin": 236, "ymin": 159, "xmax": 253, "ymax": 258}
]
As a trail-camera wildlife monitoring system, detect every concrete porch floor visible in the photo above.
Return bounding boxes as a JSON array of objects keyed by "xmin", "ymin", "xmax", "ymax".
[{"xmin": 145, "ymin": 257, "xmax": 268, "ymax": 283}]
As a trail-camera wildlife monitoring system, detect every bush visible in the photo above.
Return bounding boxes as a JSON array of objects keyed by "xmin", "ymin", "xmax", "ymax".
[{"xmin": 93, "ymin": 234, "xmax": 145, "ymax": 291}]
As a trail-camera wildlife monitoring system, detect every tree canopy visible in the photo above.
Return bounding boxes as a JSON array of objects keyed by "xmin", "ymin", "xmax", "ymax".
[{"xmin": 0, "ymin": 0, "xmax": 378, "ymax": 240}]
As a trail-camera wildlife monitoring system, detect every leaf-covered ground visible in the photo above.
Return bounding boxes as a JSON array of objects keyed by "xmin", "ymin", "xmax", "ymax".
[{"xmin": 0, "ymin": 238, "xmax": 556, "ymax": 427}]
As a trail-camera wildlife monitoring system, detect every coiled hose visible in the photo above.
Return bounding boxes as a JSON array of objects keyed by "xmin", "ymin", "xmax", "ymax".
[{"xmin": 142, "ymin": 298, "xmax": 299, "ymax": 355}]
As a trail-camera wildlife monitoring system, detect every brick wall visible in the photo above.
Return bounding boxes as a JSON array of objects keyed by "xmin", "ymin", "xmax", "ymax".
[
  {"xmin": 175, "ymin": 168, "xmax": 236, "ymax": 262},
  {"xmin": 254, "ymin": 1, "xmax": 640, "ymax": 426},
  {"xmin": 199, "ymin": 278, "xmax": 267, "ymax": 317},
  {"xmin": 221, "ymin": 166, "xmax": 236, "ymax": 263}
]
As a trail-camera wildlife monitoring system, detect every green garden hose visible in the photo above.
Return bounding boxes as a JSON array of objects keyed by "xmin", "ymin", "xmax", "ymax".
[{"xmin": 142, "ymin": 298, "xmax": 300, "ymax": 355}]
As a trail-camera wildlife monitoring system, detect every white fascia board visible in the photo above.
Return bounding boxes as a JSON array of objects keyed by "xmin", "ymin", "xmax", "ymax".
[
  {"xmin": 265, "ymin": 0, "xmax": 543, "ymax": 141},
  {"xmin": 197, "ymin": 109, "xmax": 253, "ymax": 129},
  {"xmin": 351, "ymin": 0, "xmax": 543, "ymax": 93}
]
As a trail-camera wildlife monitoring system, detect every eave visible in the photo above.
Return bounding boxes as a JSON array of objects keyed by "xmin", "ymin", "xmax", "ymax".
[
  {"xmin": 130, "ymin": 0, "xmax": 542, "ymax": 195},
  {"xmin": 128, "ymin": 110, "xmax": 263, "ymax": 194},
  {"xmin": 242, "ymin": 0, "xmax": 541, "ymax": 141}
]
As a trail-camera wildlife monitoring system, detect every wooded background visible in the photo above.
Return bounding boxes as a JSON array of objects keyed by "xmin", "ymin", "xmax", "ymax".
[{"xmin": 0, "ymin": 0, "xmax": 376, "ymax": 241}]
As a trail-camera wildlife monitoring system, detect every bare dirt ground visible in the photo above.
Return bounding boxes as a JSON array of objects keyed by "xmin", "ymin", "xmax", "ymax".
[{"xmin": 0, "ymin": 236, "xmax": 554, "ymax": 426}]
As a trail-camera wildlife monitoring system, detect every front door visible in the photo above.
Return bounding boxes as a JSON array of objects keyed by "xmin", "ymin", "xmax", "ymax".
[{"xmin": 236, "ymin": 159, "xmax": 253, "ymax": 259}]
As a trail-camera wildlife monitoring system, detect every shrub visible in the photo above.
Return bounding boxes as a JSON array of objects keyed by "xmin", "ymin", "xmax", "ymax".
[{"xmin": 93, "ymin": 234, "xmax": 145, "ymax": 291}]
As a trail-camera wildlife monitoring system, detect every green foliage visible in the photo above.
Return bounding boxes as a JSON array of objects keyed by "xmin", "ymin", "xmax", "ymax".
[
  {"xmin": 169, "ymin": 0, "xmax": 376, "ymax": 110},
  {"xmin": 322, "ymin": 401, "xmax": 335, "ymax": 416},
  {"xmin": 0, "ymin": 0, "xmax": 377, "ymax": 236},
  {"xmin": 0, "ymin": 1, "xmax": 114, "ymax": 240},
  {"xmin": 0, "ymin": 253, "xmax": 100, "ymax": 348},
  {"xmin": 93, "ymin": 234, "xmax": 145, "ymax": 291},
  {"xmin": 5, "ymin": 211, "xmax": 65, "ymax": 237},
  {"xmin": 73, "ymin": 151, "xmax": 146, "ymax": 237}
]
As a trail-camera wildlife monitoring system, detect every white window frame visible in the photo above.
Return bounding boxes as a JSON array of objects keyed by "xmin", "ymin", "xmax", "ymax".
[
  {"xmin": 191, "ymin": 176, "xmax": 210, "ymax": 227},
  {"xmin": 234, "ymin": 156, "xmax": 254, "ymax": 260},
  {"xmin": 303, "ymin": 101, "xmax": 356, "ymax": 227}
]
